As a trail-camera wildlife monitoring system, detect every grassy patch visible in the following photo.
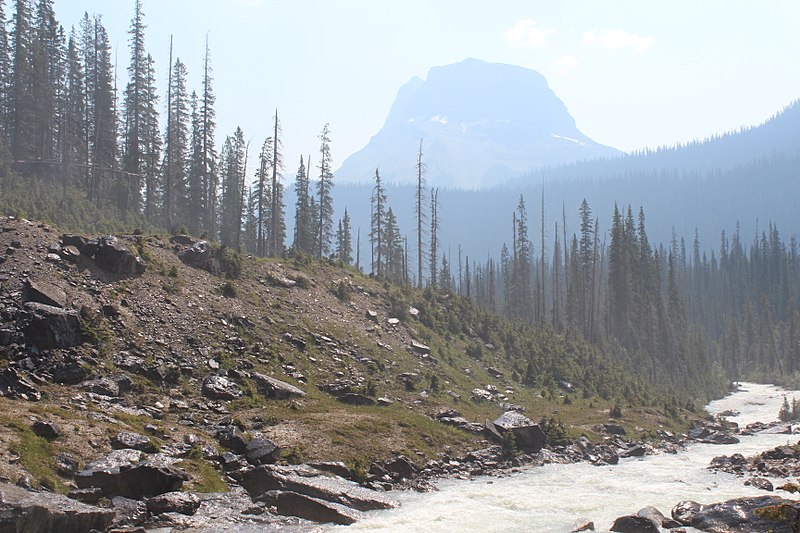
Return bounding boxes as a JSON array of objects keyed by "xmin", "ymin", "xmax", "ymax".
[
  {"xmin": 1, "ymin": 417, "xmax": 64, "ymax": 492},
  {"xmin": 177, "ymin": 451, "xmax": 228, "ymax": 493}
]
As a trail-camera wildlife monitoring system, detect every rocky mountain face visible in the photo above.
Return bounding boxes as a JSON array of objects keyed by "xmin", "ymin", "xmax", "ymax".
[{"xmin": 336, "ymin": 58, "xmax": 619, "ymax": 188}]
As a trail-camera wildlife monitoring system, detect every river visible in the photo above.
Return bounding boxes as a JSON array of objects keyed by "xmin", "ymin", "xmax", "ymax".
[{"xmin": 333, "ymin": 382, "xmax": 799, "ymax": 533}]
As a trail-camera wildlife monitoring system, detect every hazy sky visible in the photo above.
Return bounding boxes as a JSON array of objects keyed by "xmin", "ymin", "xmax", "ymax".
[{"xmin": 53, "ymin": 0, "xmax": 800, "ymax": 181}]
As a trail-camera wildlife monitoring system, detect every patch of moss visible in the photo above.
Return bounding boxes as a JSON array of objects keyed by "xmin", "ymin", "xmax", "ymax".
[{"xmin": 177, "ymin": 457, "xmax": 228, "ymax": 493}]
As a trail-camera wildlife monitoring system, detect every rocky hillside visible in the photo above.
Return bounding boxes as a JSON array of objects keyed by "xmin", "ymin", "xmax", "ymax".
[{"xmin": 0, "ymin": 216, "xmax": 699, "ymax": 529}]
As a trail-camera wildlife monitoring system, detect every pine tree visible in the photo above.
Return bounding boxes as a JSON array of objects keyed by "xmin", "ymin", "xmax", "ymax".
[
  {"xmin": 369, "ymin": 168, "xmax": 386, "ymax": 276},
  {"xmin": 335, "ymin": 208, "xmax": 352, "ymax": 265},
  {"xmin": 383, "ymin": 207, "xmax": 404, "ymax": 282},
  {"xmin": 200, "ymin": 35, "xmax": 218, "ymax": 237},
  {"xmin": 62, "ymin": 29, "xmax": 86, "ymax": 186},
  {"xmin": 162, "ymin": 53, "xmax": 190, "ymax": 230},
  {"xmin": 429, "ymin": 187, "xmax": 439, "ymax": 288},
  {"xmin": 187, "ymin": 90, "xmax": 204, "ymax": 234},
  {"xmin": 415, "ymin": 138, "xmax": 426, "ymax": 287},
  {"xmin": 121, "ymin": 0, "xmax": 159, "ymax": 216},
  {"xmin": 10, "ymin": 0, "xmax": 35, "ymax": 160},
  {"xmin": 31, "ymin": 0, "xmax": 63, "ymax": 163},
  {"xmin": 316, "ymin": 123, "xmax": 334, "ymax": 258},
  {"xmin": 219, "ymin": 127, "xmax": 245, "ymax": 247},
  {"xmin": 0, "ymin": 1, "xmax": 10, "ymax": 146},
  {"xmin": 267, "ymin": 111, "xmax": 284, "ymax": 256},
  {"xmin": 292, "ymin": 155, "xmax": 314, "ymax": 255},
  {"xmin": 254, "ymin": 136, "xmax": 272, "ymax": 255}
]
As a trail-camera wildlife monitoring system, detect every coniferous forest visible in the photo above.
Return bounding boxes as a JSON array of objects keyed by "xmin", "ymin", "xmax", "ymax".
[{"xmin": 0, "ymin": 0, "xmax": 797, "ymax": 406}]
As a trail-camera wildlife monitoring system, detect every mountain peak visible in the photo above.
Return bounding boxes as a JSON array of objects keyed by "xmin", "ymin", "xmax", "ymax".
[{"xmin": 338, "ymin": 59, "xmax": 619, "ymax": 188}]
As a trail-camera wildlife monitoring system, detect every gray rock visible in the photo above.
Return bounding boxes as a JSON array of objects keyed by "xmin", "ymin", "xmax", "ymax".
[
  {"xmin": 146, "ymin": 491, "xmax": 201, "ymax": 516},
  {"xmin": 410, "ymin": 340, "xmax": 430, "ymax": 355},
  {"xmin": 610, "ymin": 514, "xmax": 660, "ymax": 533},
  {"xmin": 240, "ymin": 464, "xmax": 399, "ymax": 511},
  {"xmin": 83, "ymin": 377, "xmax": 120, "ymax": 397},
  {"xmin": 307, "ymin": 461, "xmax": 352, "ymax": 479},
  {"xmin": 269, "ymin": 490, "xmax": 364, "ymax": 525},
  {"xmin": 686, "ymin": 495, "xmax": 799, "ymax": 533},
  {"xmin": 22, "ymin": 279, "xmax": 67, "ymax": 308},
  {"xmin": 19, "ymin": 302, "xmax": 81, "ymax": 349},
  {"xmin": 336, "ymin": 393, "xmax": 376, "ymax": 406},
  {"xmin": 215, "ymin": 425, "xmax": 249, "ymax": 454},
  {"xmin": 66, "ymin": 487, "xmax": 103, "ymax": 504},
  {"xmin": 31, "ymin": 420, "xmax": 61, "ymax": 440},
  {"xmin": 111, "ymin": 431, "xmax": 157, "ymax": 453},
  {"xmin": 178, "ymin": 241, "xmax": 221, "ymax": 274},
  {"xmin": 75, "ymin": 452, "xmax": 189, "ymax": 498},
  {"xmin": 245, "ymin": 437, "xmax": 281, "ymax": 466},
  {"xmin": 202, "ymin": 374, "xmax": 243, "ymax": 400},
  {"xmin": 0, "ymin": 482, "xmax": 114, "ymax": 532},
  {"xmin": 603, "ymin": 423, "xmax": 627, "ymax": 435},
  {"xmin": 93, "ymin": 236, "xmax": 146, "ymax": 275},
  {"xmin": 250, "ymin": 372, "xmax": 306, "ymax": 399},
  {"xmin": 381, "ymin": 455, "xmax": 417, "ymax": 480},
  {"xmin": 745, "ymin": 477, "xmax": 774, "ymax": 491},
  {"xmin": 671, "ymin": 500, "xmax": 704, "ymax": 526},
  {"xmin": 492, "ymin": 411, "xmax": 546, "ymax": 451},
  {"xmin": 637, "ymin": 506, "xmax": 682, "ymax": 529},
  {"xmin": 55, "ymin": 452, "xmax": 79, "ymax": 477},
  {"xmin": 571, "ymin": 518, "xmax": 595, "ymax": 532}
]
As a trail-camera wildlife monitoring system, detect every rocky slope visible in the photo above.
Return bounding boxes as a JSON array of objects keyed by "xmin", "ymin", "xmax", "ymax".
[{"xmin": 0, "ymin": 215, "xmax": 706, "ymax": 529}]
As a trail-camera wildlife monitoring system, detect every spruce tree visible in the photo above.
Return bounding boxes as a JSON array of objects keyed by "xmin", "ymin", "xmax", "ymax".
[
  {"xmin": 268, "ymin": 111, "xmax": 284, "ymax": 256},
  {"xmin": 316, "ymin": 123, "xmax": 334, "ymax": 258},
  {"xmin": 369, "ymin": 168, "xmax": 386, "ymax": 276},
  {"xmin": 335, "ymin": 208, "xmax": 353, "ymax": 265}
]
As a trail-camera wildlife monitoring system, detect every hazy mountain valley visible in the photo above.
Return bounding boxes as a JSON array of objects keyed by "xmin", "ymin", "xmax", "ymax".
[{"xmin": 0, "ymin": 0, "xmax": 799, "ymax": 531}]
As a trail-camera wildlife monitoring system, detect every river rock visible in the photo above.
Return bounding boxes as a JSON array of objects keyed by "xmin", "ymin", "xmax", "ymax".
[
  {"xmin": 0, "ymin": 482, "xmax": 114, "ymax": 532},
  {"xmin": 571, "ymin": 518, "xmax": 595, "ymax": 532},
  {"xmin": 240, "ymin": 464, "xmax": 399, "ymax": 511},
  {"xmin": 610, "ymin": 514, "xmax": 660, "ymax": 533},
  {"xmin": 75, "ymin": 451, "xmax": 189, "ymax": 498},
  {"xmin": 250, "ymin": 372, "xmax": 306, "ymax": 399},
  {"xmin": 638, "ymin": 505, "xmax": 682, "ymax": 529},
  {"xmin": 745, "ymin": 477, "xmax": 774, "ymax": 491},
  {"xmin": 492, "ymin": 411, "xmax": 545, "ymax": 451},
  {"xmin": 672, "ymin": 500, "xmax": 704, "ymax": 525},
  {"xmin": 146, "ymin": 491, "xmax": 201, "ymax": 515},
  {"xmin": 263, "ymin": 490, "xmax": 364, "ymax": 525},
  {"xmin": 381, "ymin": 455, "xmax": 418, "ymax": 480},
  {"xmin": 686, "ymin": 495, "xmax": 800, "ymax": 532}
]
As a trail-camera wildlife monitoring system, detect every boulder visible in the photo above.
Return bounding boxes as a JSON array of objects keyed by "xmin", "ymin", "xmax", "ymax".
[
  {"xmin": 672, "ymin": 500, "xmax": 704, "ymax": 526},
  {"xmin": 603, "ymin": 423, "xmax": 627, "ymax": 435},
  {"xmin": 571, "ymin": 519, "xmax": 595, "ymax": 532},
  {"xmin": 610, "ymin": 514, "xmax": 660, "ymax": 533},
  {"xmin": 202, "ymin": 375, "xmax": 243, "ymax": 401},
  {"xmin": 0, "ymin": 482, "xmax": 114, "ymax": 532},
  {"xmin": 146, "ymin": 491, "xmax": 201, "ymax": 516},
  {"xmin": 19, "ymin": 302, "xmax": 81, "ymax": 349},
  {"xmin": 178, "ymin": 241, "xmax": 220, "ymax": 273},
  {"xmin": 215, "ymin": 425, "xmax": 249, "ymax": 454},
  {"xmin": 381, "ymin": 455, "xmax": 417, "ymax": 480},
  {"xmin": 75, "ymin": 451, "xmax": 189, "ymax": 498},
  {"xmin": 336, "ymin": 393, "xmax": 376, "ymax": 406},
  {"xmin": 266, "ymin": 490, "xmax": 364, "ymax": 525},
  {"xmin": 66, "ymin": 487, "xmax": 103, "ymax": 504},
  {"xmin": 637, "ymin": 506, "xmax": 682, "ymax": 529},
  {"xmin": 31, "ymin": 420, "xmax": 61, "ymax": 440},
  {"xmin": 307, "ymin": 461, "xmax": 352, "ymax": 479},
  {"xmin": 22, "ymin": 279, "xmax": 67, "ymax": 308},
  {"xmin": 110, "ymin": 432, "xmax": 157, "ymax": 453},
  {"xmin": 245, "ymin": 437, "xmax": 281, "ymax": 466},
  {"xmin": 492, "ymin": 411, "xmax": 546, "ymax": 451},
  {"xmin": 410, "ymin": 340, "xmax": 431, "ymax": 355},
  {"xmin": 250, "ymin": 372, "xmax": 306, "ymax": 399},
  {"xmin": 685, "ymin": 496, "xmax": 800, "ymax": 533},
  {"xmin": 93, "ymin": 236, "xmax": 146, "ymax": 275},
  {"xmin": 745, "ymin": 477, "xmax": 774, "ymax": 491},
  {"xmin": 240, "ymin": 464, "xmax": 399, "ymax": 511}
]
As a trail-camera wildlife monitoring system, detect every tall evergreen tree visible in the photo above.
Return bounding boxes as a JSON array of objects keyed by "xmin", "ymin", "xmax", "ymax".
[
  {"xmin": 62, "ymin": 29, "xmax": 86, "ymax": 186},
  {"xmin": 162, "ymin": 55, "xmax": 190, "ymax": 230},
  {"xmin": 335, "ymin": 208, "xmax": 353, "ymax": 265},
  {"xmin": 415, "ymin": 138, "xmax": 426, "ymax": 287},
  {"xmin": 292, "ymin": 155, "xmax": 314, "ymax": 255},
  {"xmin": 369, "ymin": 168, "xmax": 386, "ymax": 276},
  {"xmin": 429, "ymin": 187, "xmax": 439, "ymax": 288},
  {"xmin": 316, "ymin": 123, "xmax": 334, "ymax": 258},
  {"xmin": 200, "ymin": 35, "xmax": 218, "ymax": 237},
  {"xmin": 10, "ymin": 0, "xmax": 35, "ymax": 160},
  {"xmin": 219, "ymin": 126, "xmax": 245, "ymax": 247},
  {"xmin": 268, "ymin": 111, "xmax": 284, "ymax": 256},
  {"xmin": 0, "ymin": 1, "xmax": 10, "ymax": 146}
]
